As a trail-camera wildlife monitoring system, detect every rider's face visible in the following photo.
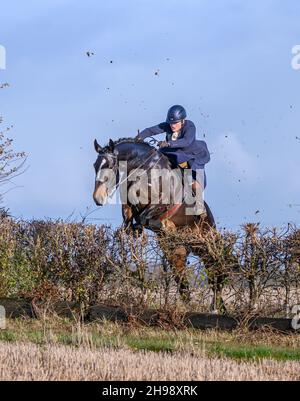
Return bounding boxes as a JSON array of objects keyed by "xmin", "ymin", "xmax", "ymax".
[{"xmin": 170, "ymin": 121, "xmax": 182, "ymax": 132}]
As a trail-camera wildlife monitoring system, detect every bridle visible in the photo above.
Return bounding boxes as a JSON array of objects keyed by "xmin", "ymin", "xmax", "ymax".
[{"xmin": 95, "ymin": 140, "xmax": 164, "ymax": 199}]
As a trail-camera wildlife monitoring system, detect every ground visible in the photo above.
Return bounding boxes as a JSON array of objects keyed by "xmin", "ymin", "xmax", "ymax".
[{"xmin": 0, "ymin": 318, "xmax": 299, "ymax": 380}]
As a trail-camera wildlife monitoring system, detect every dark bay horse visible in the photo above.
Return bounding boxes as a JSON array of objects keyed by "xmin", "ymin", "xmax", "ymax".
[{"xmin": 93, "ymin": 137, "xmax": 226, "ymax": 311}]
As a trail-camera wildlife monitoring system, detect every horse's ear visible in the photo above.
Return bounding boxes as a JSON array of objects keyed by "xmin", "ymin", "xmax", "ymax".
[
  {"xmin": 108, "ymin": 139, "xmax": 115, "ymax": 152},
  {"xmin": 94, "ymin": 139, "xmax": 102, "ymax": 153}
]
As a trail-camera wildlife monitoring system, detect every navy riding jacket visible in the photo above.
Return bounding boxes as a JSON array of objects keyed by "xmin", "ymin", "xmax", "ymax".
[{"xmin": 139, "ymin": 120, "xmax": 210, "ymax": 186}]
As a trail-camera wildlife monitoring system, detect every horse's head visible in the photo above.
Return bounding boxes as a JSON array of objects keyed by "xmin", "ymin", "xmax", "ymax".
[
  {"xmin": 93, "ymin": 138, "xmax": 119, "ymax": 206},
  {"xmin": 93, "ymin": 136, "xmax": 171, "ymax": 207}
]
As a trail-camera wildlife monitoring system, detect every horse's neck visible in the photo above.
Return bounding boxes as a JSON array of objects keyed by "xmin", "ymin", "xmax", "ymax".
[
  {"xmin": 115, "ymin": 142, "xmax": 181, "ymax": 214},
  {"xmin": 116, "ymin": 142, "xmax": 163, "ymax": 172}
]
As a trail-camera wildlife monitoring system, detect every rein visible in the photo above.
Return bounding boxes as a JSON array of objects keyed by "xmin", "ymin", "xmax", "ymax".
[{"xmin": 108, "ymin": 147, "xmax": 164, "ymax": 199}]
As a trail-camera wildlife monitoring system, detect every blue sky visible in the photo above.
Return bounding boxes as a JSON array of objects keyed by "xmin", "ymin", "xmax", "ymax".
[{"xmin": 0, "ymin": 0, "xmax": 300, "ymax": 229}]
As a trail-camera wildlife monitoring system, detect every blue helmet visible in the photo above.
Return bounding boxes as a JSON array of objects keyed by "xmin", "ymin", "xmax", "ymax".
[{"xmin": 166, "ymin": 105, "xmax": 187, "ymax": 124}]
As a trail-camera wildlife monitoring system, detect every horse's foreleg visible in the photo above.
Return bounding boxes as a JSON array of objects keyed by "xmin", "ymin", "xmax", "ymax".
[
  {"xmin": 122, "ymin": 204, "xmax": 144, "ymax": 237},
  {"xmin": 122, "ymin": 204, "xmax": 134, "ymax": 230}
]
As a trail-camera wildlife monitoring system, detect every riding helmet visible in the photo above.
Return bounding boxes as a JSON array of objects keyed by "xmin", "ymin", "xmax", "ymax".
[{"xmin": 166, "ymin": 105, "xmax": 187, "ymax": 124}]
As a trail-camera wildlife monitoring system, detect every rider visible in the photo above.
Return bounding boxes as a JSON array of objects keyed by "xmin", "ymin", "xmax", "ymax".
[{"xmin": 136, "ymin": 105, "xmax": 210, "ymax": 215}]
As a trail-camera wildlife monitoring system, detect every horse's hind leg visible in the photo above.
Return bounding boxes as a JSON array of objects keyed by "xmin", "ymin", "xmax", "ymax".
[
  {"xmin": 208, "ymin": 270, "xmax": 227, "ymax": 315},
  {"xmin": 162, "ymin": 243, "xmax": 190, "ymax": 302}
]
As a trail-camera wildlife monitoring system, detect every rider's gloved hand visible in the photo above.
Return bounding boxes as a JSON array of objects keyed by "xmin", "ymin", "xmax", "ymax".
[{"xmin": 158, "ymin": 141, "xmax": 170, "ymax": 148}]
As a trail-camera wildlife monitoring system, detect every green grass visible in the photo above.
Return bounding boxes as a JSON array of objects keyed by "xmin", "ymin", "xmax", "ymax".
[
  {"xmin": 209, "ymin": 344, "xmax": 300, "ymax": 362},
  {"xmin": 0, "ymin": 330, "xmax": 18, "ymax": 342},
  {"xmin": 126, "ymin": 337, "xmax": 175, "ymax": 353}
]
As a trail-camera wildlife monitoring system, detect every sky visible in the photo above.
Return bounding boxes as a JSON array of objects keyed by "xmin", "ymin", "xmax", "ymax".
[{"xmin": 0, "ymin": 0, "xmax": 300, "ymax": 230}]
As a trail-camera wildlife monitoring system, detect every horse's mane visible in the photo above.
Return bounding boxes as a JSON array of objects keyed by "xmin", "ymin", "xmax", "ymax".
[
  {"xmin": 102, "ymin": 136, "xmax": 172, "ymax": 169},
  {"xmin": 113, "ymin": 137, "xmax": 137, "ymax": 145},
  {"xmin": 103, "ymin": 137, "xmax": 153, "ymax": 151}
]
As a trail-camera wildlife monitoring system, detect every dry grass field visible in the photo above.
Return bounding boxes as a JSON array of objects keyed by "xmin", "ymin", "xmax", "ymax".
[
  {"xmin": 0, "ymin": 341, "xmax": 299, "ymax": 381},
  {"xmin": 0, "ymin": 318, "xmax": 299, "ymax": 381}
]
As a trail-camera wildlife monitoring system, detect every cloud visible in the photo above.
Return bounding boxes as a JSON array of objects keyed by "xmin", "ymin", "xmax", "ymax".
[{"xmin": 210, "ymin": 132, "xmax": 259, "ymax": 182}]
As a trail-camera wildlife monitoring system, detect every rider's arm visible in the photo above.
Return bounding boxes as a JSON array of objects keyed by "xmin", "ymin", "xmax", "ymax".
[
  {"xmin": 168, "ymin": 121, "xmax": 196, "ymax": 148},
  {"xmin": 138, "ymin": 122, "xmax": 168, "ymax": 140}
]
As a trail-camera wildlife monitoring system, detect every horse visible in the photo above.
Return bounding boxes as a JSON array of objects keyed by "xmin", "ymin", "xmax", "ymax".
[{"xmin": 93, "ymin": 137, "xmax": 227, "ymax": 312}]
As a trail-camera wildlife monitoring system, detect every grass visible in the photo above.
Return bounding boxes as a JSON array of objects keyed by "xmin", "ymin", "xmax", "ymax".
[
  {"xmin": 209, "ymin": 344, "xmax": 300, "ymax": 362},
  {"xmin": 0, "ymin": 341, "xmax": 299, "ymax": 381},
  {"xmin": 126, "ymin": 336, "xmax": 175, "ymax": 353},
  {"xmin": 0, "ymin": 317, "xmax": 299, "ymax": 380},
  {"xmin": 0, "ymin": 317, "xmax": 299, "ymax": 362}
]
